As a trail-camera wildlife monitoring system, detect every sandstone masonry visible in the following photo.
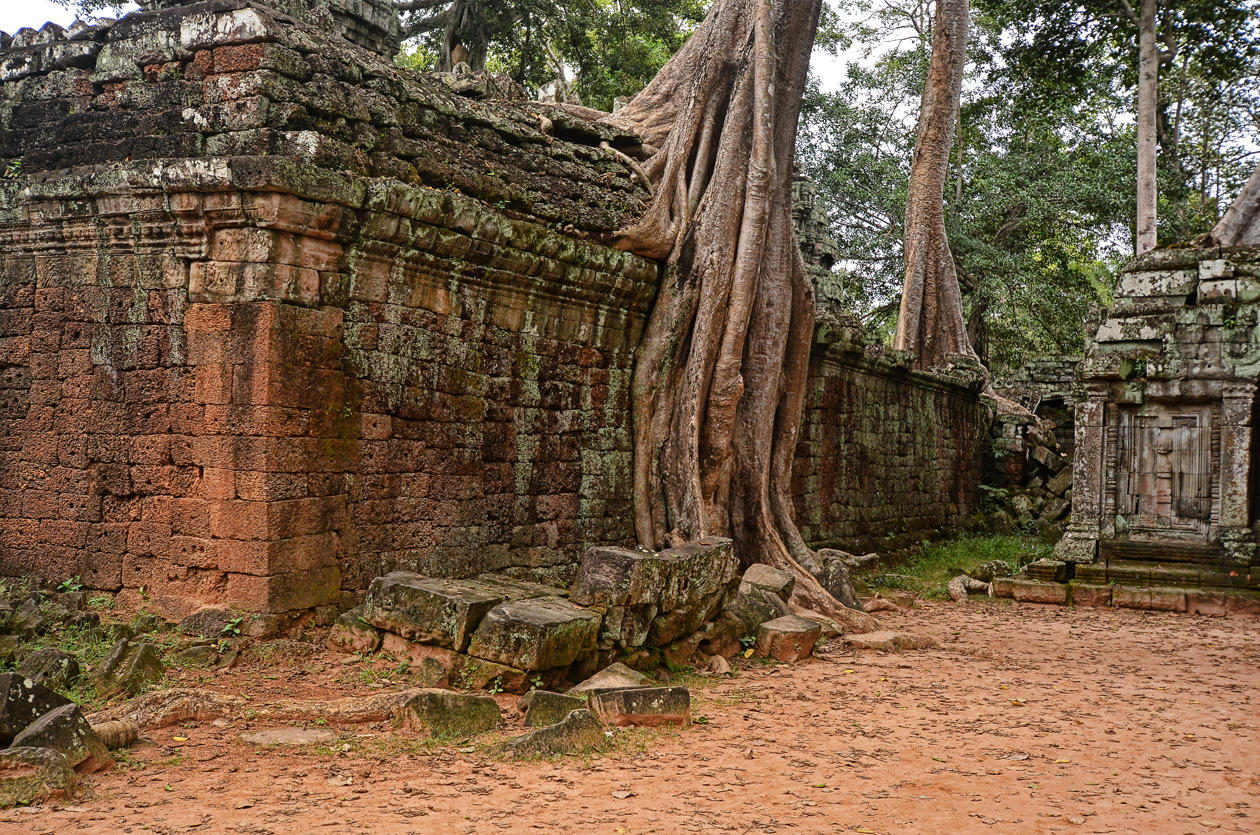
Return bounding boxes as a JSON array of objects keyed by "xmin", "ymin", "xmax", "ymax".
[{"xmin": 0, "ymin": 1, "xmax": 989, "ymax": 616}]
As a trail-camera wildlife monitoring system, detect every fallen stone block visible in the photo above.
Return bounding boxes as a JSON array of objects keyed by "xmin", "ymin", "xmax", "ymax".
[
  {"xmin": 476, "ymin": 575, "xmax": 569, "ymax": 601},
  {"xmin": 755, "ymin": 615, "xmax": 822, "ymax": 663},
  {"xmin": 363, "ymin": 573, "xmax": 504, "ymax": 651},
  {"xmin": 721, "ymin": 586, "xmax": 792, "ymax": 636},
  {"xmin": 503, "ymin": 708, "xmax": 604, "ymax": 758},
  {"xmin": 394, "ymin": 690, "xmax": 501, "ymax": 738},
  {"xmin": 590, "ymin": 686, "xmax": 689, "ymax": 727},
  {"xmin": 11, "ymin": 703, "xmax": 112, "ymax": 772},
  {"xmin": 169, "ymin": 643, "xmax": 220, "ymax": 668},
  {"xmin": 819, "ymin": 557, "xmax": 864, "ymax": 611},
  {"xmin": 646, "ymin": 587, "xmax": 727, "ymax": 647},
  {"xmin": 327, "ymin": 605, "xmax": 383, "ymax": 655},
  {"xmin": 17, "ymin": 648, "xmax": 81, "ymax": 690},
  {"xmin": 178, "ymin": 606, "xmax": 238, "ymax": 638},
  {"xmin": 92, "ymin": 639, "xmax": 165, "ymax": 696},
  {"xmin": 466, "ymin": 597, "xmax": 599, "ymax": 671},
  {"xmin": 655, "ymin": 537, "xmax": 739, "ymax": 613},
  {"xmin": 967, "ymin": 560, "xmax": 1012, "ymax": 583},
  {"xmin": 1047, "ymin": 468, "xmax": 1073, "ymax": 495},
  {"xmin": 597, "ymin": 603, "xmax": 657, "ymax": 649},
  {"xmin": 567, "ymin": 663, "xmax": 653, "ymax": 697},
  {"xmin": 741, "ymin": 564, "xmax": 795, "ymax": 599},
  {"xmin": 569, "ymin": 546, "xmax": 669, "ymax": 609},
  {"xmin": 844, "ymin": 631, "xmax": 937, "ymax": 652},
  {"xmin": 0, "ymin": 747, "xmax": 75, "ymax": 808},
  {"xmin": 521, "ymin": 690, "xmax": 587, "ymax": 727},
  {"xmin": 0, "ymin": 674, "xmax": 72, "ymax": 743}
]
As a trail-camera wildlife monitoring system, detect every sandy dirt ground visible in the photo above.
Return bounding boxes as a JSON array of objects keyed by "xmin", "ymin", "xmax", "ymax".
[{"xmin": 6, "ymin": 598, "xmax": 1257, "ymax": 835}]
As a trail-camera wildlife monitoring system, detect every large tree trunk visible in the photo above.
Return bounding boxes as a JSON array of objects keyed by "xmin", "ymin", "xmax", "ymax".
[
  {"xmin": 1135, "ymin": 0, "xmax": 1159, "ymax": 253},
  {"xmin": 1209, "ymin": 162, "xmax": 1260, "ymax": 246},
  {"xmin": 892, "ymin": 0, "xmax": 977, "ymax": 372},
  {"xmin": 438, "ymin": 0, "xmax": 488, "ymax": 71},
  {"xmin": 602, "ymin": 0, "xmax": 876, "ymax": 630}
]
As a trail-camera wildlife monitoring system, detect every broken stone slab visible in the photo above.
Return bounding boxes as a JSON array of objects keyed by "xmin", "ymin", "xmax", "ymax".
[
  {"xmin": 0, "ymin": 747, "xmax": 75, "ymax": 808},
  {"xmin": 755, "ymin": 615, "xmax": 822, "ymax": 663},
  {"xmin": 394, "ymin": 690, "xmax": 501, "ymax": 738},
  {"xmin": 0, "ymin": 674, "xmax": 72, "ymax": 744},
  {"xmin": 656, "ymin": 537, "xmax": 739, "ymax": 613},
  {"xmin": 10, "ymin": 703, "xmax": 113, "ymax": 772},
  {"xmin": 1047, "ymin": 468, "xmax": 1073, "ymax": 495},
  {"xmin": 169, "ymin": 643, "xmax": 220, "ymax": 668},
  {"xmin": 646, "ymin": 587, "xmax": 727, "ymax": 647},
  {"xmin": 722, "ymin": 586, "xmax": 792, "ymax": 636},
  {"xmin": 566, "ymin": 662, "xmax": 653, "ymax": 698},
  {"xmin": 569, "ymin": 546, "xmax": 671, "ymax": 609},
  {"xmin": 589, "ymin": 686, "xmax": 690, "ymax": 727},
  {"xmin": 177, "ymin": 606, "xmax": 238, "ymax": 638},
  {"xmin": 597, "ymin": 603, "xmax": 657, "ymax": 649},
  {"xmin": 466, "ymin": 597, "xmax": 599, "ymax": 671},
  {"xmin": 240, "ymin": 727, "xmax": 338, "ymax": 746},
  {"xmin": 844, "ymin": 631, "xmax": 938, "ymax": 652},
  {"xmin": 966, "ymin": 560, "xmax": 1013, "ymax": 583},
  {"xmin": 475, "ymin": 574, "xmax": 569, "ymax": 600},
  {"xmin": 379, "ymin": 633, "xmax": 529, "ymax": 693},
  {"xmin": 17, "ymin": 647, "xmax": 81, "ymax": 690},
  {"xmin": 327, "ymin": 606, "xmax": 382, "ymax": 655},
  {"xmin": 92, "ymin": 639, "xmax": 165, "ymax": 696},
  {"xmin": 503, "ymin": 708, "xmax": 604, "ymax": 758},
  {"xmin": 362, "ymin": 573, "xmax": 504, "ymax": 651},
  {"xmin": 521, "ymin": 690, "xmax": 587, "ymax": 728},
  {"xmin": 740, "ymin": 564, "xmax": 795, "ymax": 600}
]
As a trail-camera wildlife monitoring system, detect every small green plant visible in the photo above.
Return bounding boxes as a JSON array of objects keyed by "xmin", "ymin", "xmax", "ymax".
[
  {"xmin": 2, "ymin": 159, "xmax": 22, "ymax": 179},
  {"xmin": 221, "ymin": 616, "xmax": 244, "ymax": 637},
  {"xmin": 57, "ymin": 575, "xmax": 83, "ymax": 593},
  {"xmin": 738, "ymin": 634, "xmax": 756, "ymax": 649},
  {"xmin": 88, "ymin": 593, "xmax": 113, "ymax": 610},
  {"xmin": 487, "ymin": 676, "xmax": 504, "ymax": 695},
  {"xmin": 529, "ymin": 674, "xmax": 545, "ymax": 691}
]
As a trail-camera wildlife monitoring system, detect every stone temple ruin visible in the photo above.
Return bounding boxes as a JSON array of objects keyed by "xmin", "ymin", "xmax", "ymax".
[
  {"xmin": 0, "ymin": 0, "xmax": 988, "ymax": 624},
  {"xmin": 999, "ymin": 242, "xmax": 1260, "ymax": 612}
]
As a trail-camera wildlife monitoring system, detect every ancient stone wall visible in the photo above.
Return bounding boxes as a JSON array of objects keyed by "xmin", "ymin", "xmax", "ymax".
[
  {"xmin": 0, "ymin": 1, "xmax": 654, "ymax": 616},
  {"xmin": 0, "ymin": 1, "xmax": 990, "ymax": 617},
  {"xmin": 791, "ymin": 317, "xmax": 987, "ymax": 552}
]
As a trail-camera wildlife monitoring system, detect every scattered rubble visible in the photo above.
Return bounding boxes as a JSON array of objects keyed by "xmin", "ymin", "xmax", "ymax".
[
  {"xmin": 521, "ymin": 691, "xmax": 587, "ymax": 728},
  {"xmin": 395, "ymin": 690, "xmax": 502, "ymax": 738},
  {"xmin": 590, "ymin": 687, "xmax": 690, "ymax": 727},
  {"xmin": 503, "ymin": 709, "xmax": 605, "ymax": 759},
  {"xmin": 755, "ymin": 616, "xmax": 823, "ymax": 663}
]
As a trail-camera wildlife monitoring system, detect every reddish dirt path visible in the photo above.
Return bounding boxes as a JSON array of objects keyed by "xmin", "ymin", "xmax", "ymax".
[{"xmin": 8, "ymin": 599, "xmax": 1258, "ymax": 834}]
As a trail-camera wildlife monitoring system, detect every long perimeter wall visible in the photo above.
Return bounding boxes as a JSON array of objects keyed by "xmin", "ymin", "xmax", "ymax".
[{"xmin": 0, "ymin": 1, "xmax": 988, "ymax": 617}]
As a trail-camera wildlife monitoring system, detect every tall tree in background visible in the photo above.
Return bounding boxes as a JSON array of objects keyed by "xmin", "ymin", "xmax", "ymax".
[
  {"xmin": 893, "ymin": 0, "xmax": 977, "ymax": 370},
  {"xmin": 603, "ymin": 0, "xmax": 875, "ymax": 627},
  {"xmin": 1134, "ymin": 0, "xmax": 1158, "ymax": 252},
  {"xmin": 977, "ymin": 0, "xmax": 1260, "ymax": 254}
]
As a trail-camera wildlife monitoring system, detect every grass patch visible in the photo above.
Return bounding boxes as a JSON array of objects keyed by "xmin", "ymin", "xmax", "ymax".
[{"xmin": 867, "ymin": 533, "xmax": 1052, "ymax": 599}]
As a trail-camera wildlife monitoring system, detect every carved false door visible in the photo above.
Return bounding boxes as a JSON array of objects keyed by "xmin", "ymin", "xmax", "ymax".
[{"xmin": 1115, "ymin": 405, "xmax": 1214, "ymax": 541}]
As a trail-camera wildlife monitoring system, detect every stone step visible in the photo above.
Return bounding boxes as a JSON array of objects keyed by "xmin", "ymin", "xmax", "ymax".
[{"xmin": 992, "ymin": 576, "xmax": 1260, "ymax": 616}]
